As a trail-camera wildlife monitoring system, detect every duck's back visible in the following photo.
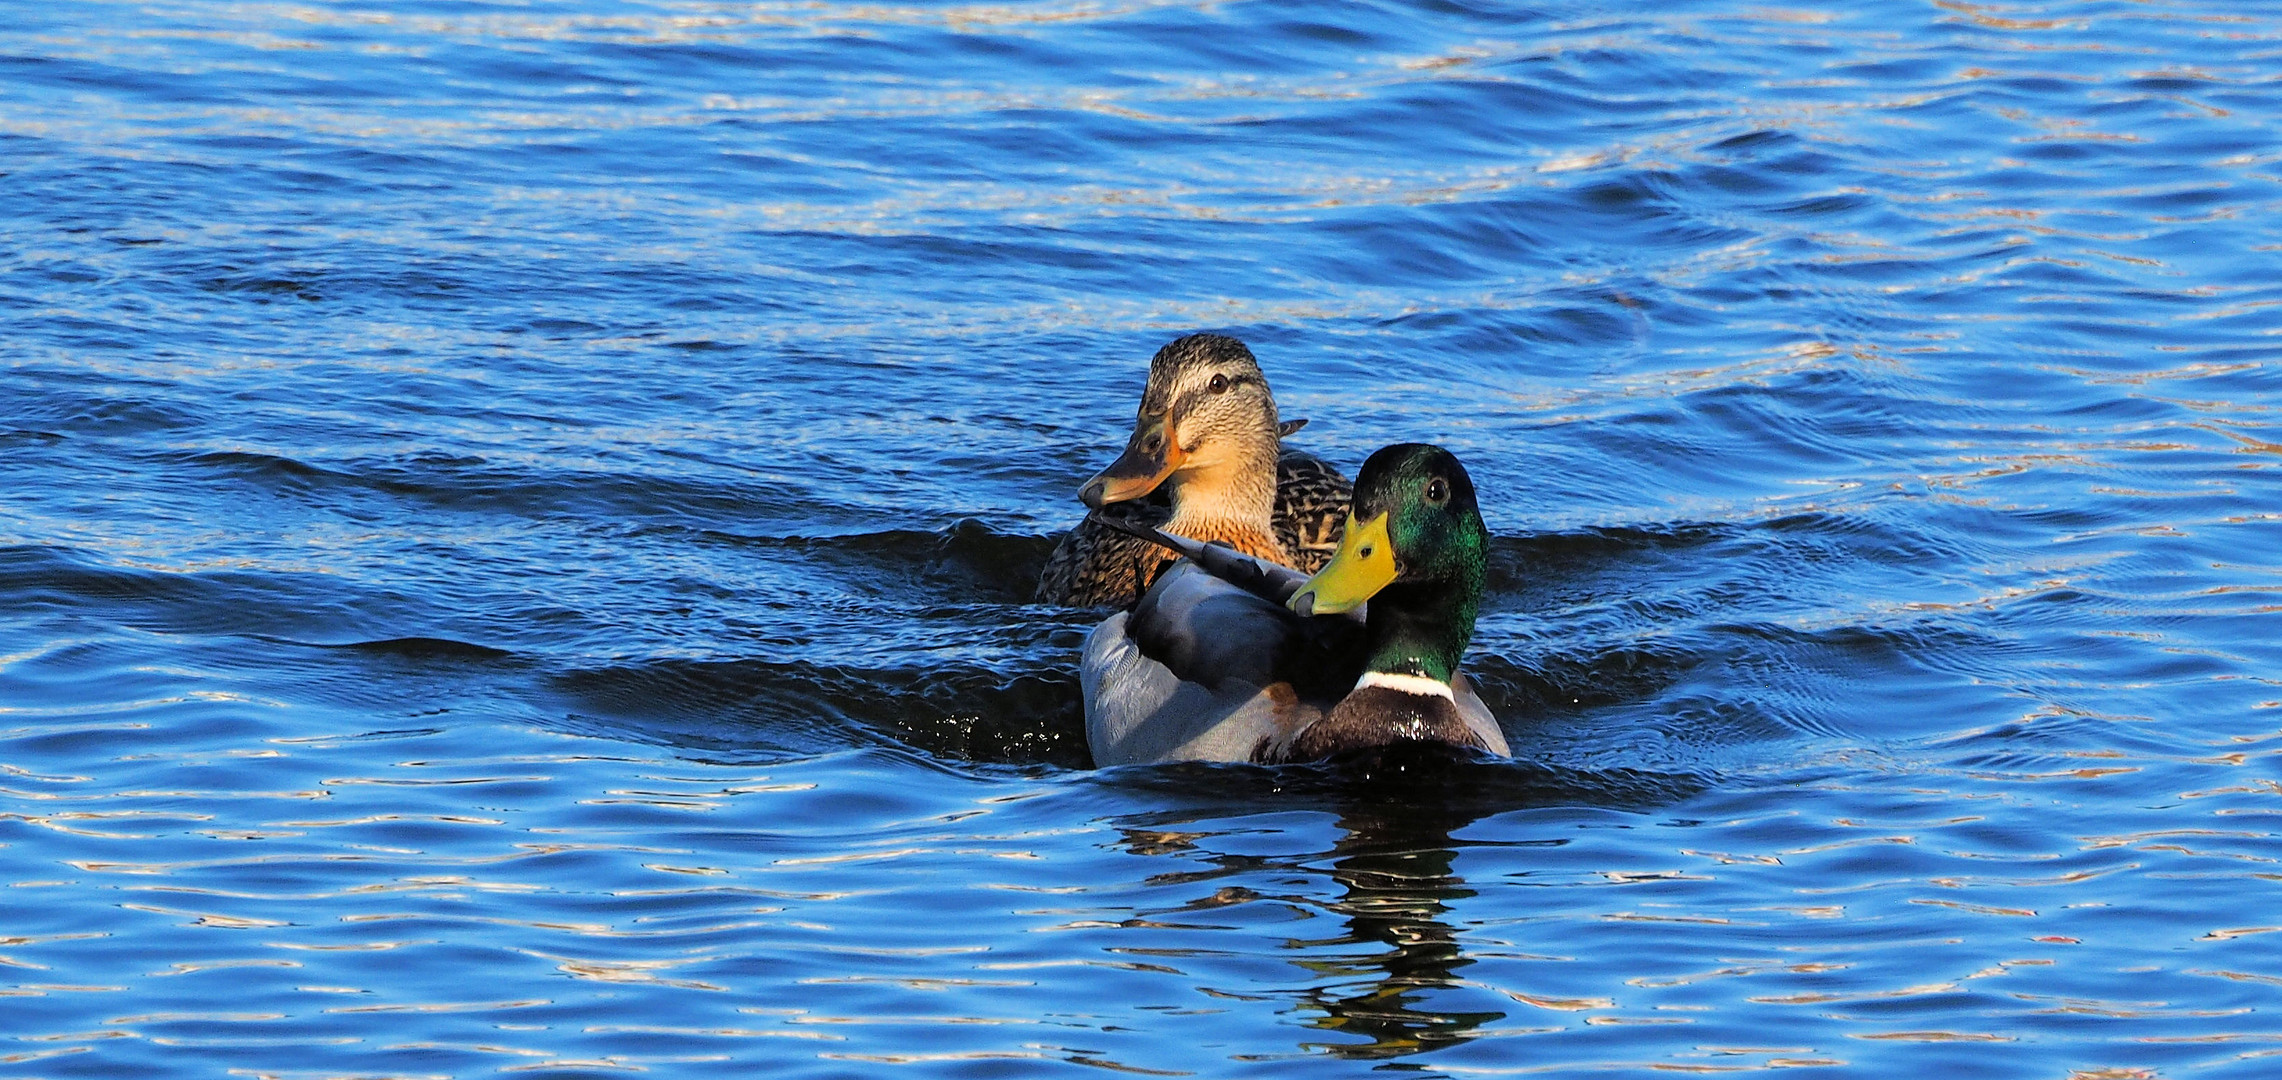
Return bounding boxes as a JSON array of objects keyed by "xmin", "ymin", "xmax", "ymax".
[
  {"xmin": 1080, "ymin": 563, "xmax": 1330, "ymax": 766},
  {"xmin": 1271, "ymin": 448, "xmax": 1350, "ymax": 574}
]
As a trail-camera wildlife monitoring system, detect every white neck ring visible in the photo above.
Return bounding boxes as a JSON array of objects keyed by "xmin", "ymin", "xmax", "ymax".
[{"xmin": 1355, "ymin": 670, "xmax": 1455, "ymax": 701}]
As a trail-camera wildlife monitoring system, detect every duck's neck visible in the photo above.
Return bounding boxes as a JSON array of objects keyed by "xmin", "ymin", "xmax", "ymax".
[
  {"xmin": 1359, "ymin": 578, "xmax": 1478, "ymax": 686},
  {"xmin": 1165, "ymin": 439, "xmax": 1288, "ymax": 565}
]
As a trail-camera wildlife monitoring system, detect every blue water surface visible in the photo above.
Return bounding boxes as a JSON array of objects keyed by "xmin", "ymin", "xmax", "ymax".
[{"xmin": 3, "ymin": 0, "xmax": 2281, "ymax": 1076}]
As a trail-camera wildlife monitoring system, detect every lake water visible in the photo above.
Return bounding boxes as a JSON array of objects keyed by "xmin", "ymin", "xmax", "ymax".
[{"xmin": 4, "ymin": 1, "xmax": 2280, "ymax": 1076}]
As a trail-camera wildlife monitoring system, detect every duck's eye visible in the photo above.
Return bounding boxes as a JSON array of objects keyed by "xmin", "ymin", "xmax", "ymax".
[
  {"xmin": 1207, "ymin": 374, "xmax": 1229, "ymax": 394},
  {"xmin": 1426, "ymin": 478, "xmax": 1449, "ymax": 504}
]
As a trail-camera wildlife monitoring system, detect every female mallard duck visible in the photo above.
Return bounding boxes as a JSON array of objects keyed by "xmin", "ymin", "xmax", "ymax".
[
  {"xmin": 1035, "ymin": 334, "xmax": 1350, "ymax": 607},
  {"xmin": 1081, "ymin": 443, "xmax": 1510, "ymax": 767}
]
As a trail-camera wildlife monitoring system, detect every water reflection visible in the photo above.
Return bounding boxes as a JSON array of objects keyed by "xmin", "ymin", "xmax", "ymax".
[
  {"xmin": 1294, "ymin": 794, "xmax": 1504, "ymax": 1059},
  {"xmin": 1110, "ymin": 753, "xmax": 1711, "ymax": 1063}
]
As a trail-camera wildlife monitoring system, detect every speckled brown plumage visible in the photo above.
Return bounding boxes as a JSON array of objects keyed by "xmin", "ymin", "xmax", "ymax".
[
  {"xmin": 1036, "ymin": 445, "xmax": 1350, "ymax": 608},
  {"xmin": 1268, "ymin": 447, "xmax": 1350, "ymax": 573}
]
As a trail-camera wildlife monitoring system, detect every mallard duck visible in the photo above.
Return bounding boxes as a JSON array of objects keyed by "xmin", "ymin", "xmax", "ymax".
[
  {"xmin": 1035, "ymin": 334, "xmax": 1350, "ymax": 607},
  {"xmin": 1081, "ymin": 443, "xmax": 1510, "ymax": 767}
]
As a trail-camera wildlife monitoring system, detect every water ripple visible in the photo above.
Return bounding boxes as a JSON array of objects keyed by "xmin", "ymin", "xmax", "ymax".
[{"xmin": 6, "ymin": 0, "xmax": 2281, "ymax": 1074}]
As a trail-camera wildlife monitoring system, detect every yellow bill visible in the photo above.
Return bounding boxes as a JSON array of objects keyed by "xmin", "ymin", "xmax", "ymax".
[{"xmin": 1287, "ymin": 510, "xmax": 1395, "ymax": 617}]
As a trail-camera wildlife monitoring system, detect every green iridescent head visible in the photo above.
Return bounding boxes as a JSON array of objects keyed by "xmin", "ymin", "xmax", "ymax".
[{"xmin": 1289, "ymin": 443, "xmax": 1486, "ymax": 682}]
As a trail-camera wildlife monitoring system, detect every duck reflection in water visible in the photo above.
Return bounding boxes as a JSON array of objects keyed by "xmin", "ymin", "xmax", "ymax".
[
  {"xmin": 1287, "ymin": 749, "xmax": 1507, "ymax": 1059},
  {"xmin": 1111, "ymin": 746, "xmax": 1543, "ymax": 1062}
]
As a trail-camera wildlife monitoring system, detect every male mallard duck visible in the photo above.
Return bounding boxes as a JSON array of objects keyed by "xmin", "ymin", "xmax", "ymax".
[
  {"xmin": 1081, "ymin": 443, "xmax": 1510, "ymax": 766},
  {"xmin": 1035, "ymin": 334, "xmax": 1350, "ymax": 607}
]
